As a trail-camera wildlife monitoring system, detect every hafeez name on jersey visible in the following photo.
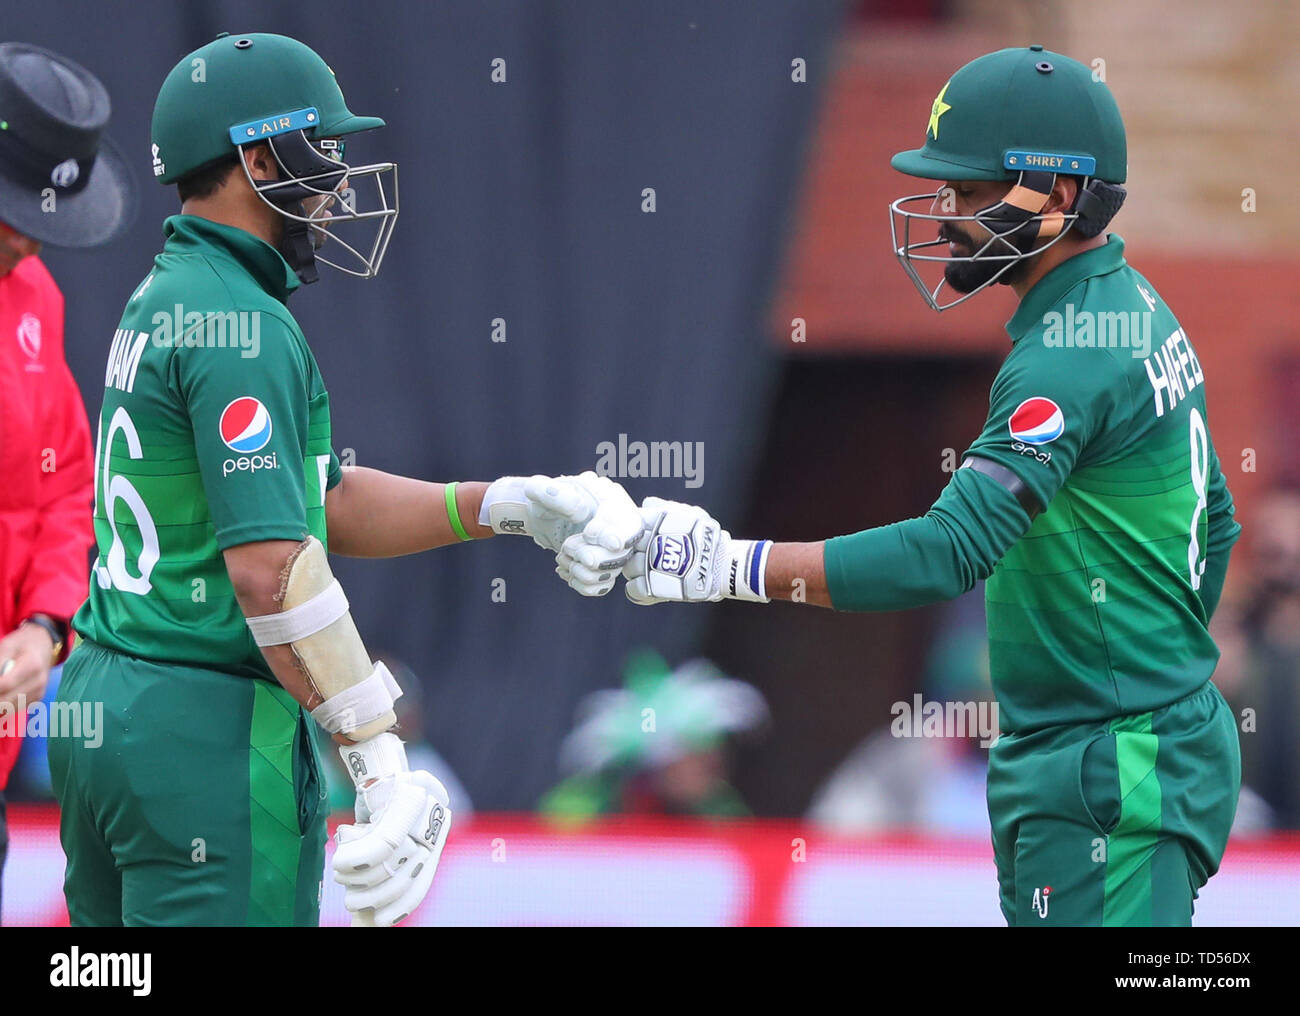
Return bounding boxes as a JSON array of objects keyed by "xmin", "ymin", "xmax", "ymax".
[{"xmin": 1143, "ymin": 326, "xmax": 1204, "ymax": 417}]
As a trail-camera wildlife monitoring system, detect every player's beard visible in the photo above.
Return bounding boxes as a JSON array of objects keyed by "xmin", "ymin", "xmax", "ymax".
[
  {"xmin": 940, "ymin": 221, "xmax": 1037, "ymax": 293},
  {"xmin": 308, "ymin": 218, "xmax": 331, "ymax": 251},
  {"xmin": 303, "ymin": 197, "xmax": 336, "ymax": 251}
]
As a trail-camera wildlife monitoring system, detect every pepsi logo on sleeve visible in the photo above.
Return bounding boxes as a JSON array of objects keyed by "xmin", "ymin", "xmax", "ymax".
[
  {"xmin": 1008, "ymin": 397, "xmax": 1064, "ymax": 445},
  {"xmin": 219, "ymin": 397, "xmax": 274, "ymax": 453}
]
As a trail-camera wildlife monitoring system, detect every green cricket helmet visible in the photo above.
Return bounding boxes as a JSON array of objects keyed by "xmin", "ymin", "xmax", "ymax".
[
  {"xmin": 888, "ymin": 46, "xmax": 1127, "ymax": 311},
  {"xmin": 151, "ymin": 32, "xmax": 397, "ymax": 282}
]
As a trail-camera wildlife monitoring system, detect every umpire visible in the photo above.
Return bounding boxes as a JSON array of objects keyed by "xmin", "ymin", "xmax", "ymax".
[{"xmin": 0, "ymin": 41, "xmax": 135, "ymax": 920}]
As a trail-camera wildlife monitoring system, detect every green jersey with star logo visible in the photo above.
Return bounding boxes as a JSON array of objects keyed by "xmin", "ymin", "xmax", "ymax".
[{"xmin": 825, "ymin": 236, "xmax": 1240, "ymax": 733}]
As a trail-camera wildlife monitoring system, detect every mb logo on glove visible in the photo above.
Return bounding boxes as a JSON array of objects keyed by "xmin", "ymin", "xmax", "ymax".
[
  {"xmin": 616, "ymin": 498, "xmax": 769, "ymax": 605},
  {"xmin": 651, "ymin": 534, "xmax": 693, "ymax": 577}
]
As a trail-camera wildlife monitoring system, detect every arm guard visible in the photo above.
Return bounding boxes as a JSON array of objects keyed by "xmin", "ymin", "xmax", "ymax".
[{"xmin": 245, "ymin": 536, "xmax": 401, "ymax": 741}]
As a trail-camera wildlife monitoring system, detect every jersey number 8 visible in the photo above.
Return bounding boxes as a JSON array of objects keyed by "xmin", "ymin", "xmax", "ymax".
[{"xmin": 1187, "ymin": 407, "xmax": 1209, "ymax": 593}]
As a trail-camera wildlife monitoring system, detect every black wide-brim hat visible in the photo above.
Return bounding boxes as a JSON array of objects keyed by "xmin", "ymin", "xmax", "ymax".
[{"xmin": 0, "ymin": 42, "xmax": 137, "ymax": 247}]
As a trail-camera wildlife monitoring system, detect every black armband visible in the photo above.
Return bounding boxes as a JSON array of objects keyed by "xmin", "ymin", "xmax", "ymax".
[{"xmin": 959, "ymin": 456, "xmax": 1042, "ymax": 520}]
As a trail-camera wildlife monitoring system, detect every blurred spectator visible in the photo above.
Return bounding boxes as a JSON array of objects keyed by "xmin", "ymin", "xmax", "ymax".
[
  {"xmin": 317, "ymin": 656, "xmax": 473, "ymax": 820},
  {"xmin": 808, "ymin": 587, "xmax": 994, "ymax": 835},
  {"xmin": 1219, "ymin": 488, "xmax": 1300, "ymax": 829},
  {"xmin": 540, "ymin": 650, "xmax": 768, "ymax": 821}
]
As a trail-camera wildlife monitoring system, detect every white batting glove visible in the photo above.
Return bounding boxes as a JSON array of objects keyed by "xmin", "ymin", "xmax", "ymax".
[
  {"xmin": 480, "ymin": 471, "xmax": 641, "ymax": 560},
  {"xmin": 509, "ymin": 472, "xmax": 644, "ymax": 594},
  {"xmin": 332, "ymin": 733, "xmax": 452, "ymax": 927},
  {"xmin": 622, "ymin": 497, "xmax": 771, "ymax": 605},
  {"xmin": 548, "ymin": 482, "xmax": 645, "ymax": 596},
  {"xmin": 555, "ymin": 521, "xmax": 638, "ymax": 596}
]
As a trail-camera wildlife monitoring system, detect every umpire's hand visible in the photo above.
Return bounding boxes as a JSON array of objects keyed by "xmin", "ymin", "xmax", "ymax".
[{"xmin": 0, "ymin": 623, "xmax": 56, "ymax": 710}]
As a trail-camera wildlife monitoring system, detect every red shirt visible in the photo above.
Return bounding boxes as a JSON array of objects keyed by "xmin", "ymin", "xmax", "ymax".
[{"xmin": 0, "ymin": 256, "xmax": 94, "ymax": 787}]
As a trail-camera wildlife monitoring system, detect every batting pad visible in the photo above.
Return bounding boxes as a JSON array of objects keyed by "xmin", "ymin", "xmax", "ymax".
[{"xmin": 246, "ymin": 536, "xmax": 401, "ymax": 740}]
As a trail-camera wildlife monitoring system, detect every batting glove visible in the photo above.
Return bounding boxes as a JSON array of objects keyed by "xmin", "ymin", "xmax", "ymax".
[
  {"xmin": 332, "ymin": 733, "xmax": 452, "ymax": 927},
  {"xmin": 621, "ymin": 497, "xmax": 771, "ymax": 605},
  {"xmin": 519, "ymin": 472, "xmax": 644, "ymax": 594},
  {"xmin": 480, "ymin": 471, "xmax": 641, "ymax": 564}
]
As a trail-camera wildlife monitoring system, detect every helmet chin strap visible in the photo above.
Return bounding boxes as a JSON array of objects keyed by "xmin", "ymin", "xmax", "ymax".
[
  {"xmin": 975, "ymin": 169, "xmax": 1062, "ymax": 255},
  {"xmin": 276, "ymin": 206, "xmax": 319, "ymax": 285},
  {"xmin": 976, "ymin": 170, "xmax": 1127, "ymax": 254}
]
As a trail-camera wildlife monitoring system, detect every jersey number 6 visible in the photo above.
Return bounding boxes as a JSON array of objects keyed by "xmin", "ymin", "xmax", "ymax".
[{"xmin": 91, "ymin": 406, "xmax": 161, "ymax": 595}]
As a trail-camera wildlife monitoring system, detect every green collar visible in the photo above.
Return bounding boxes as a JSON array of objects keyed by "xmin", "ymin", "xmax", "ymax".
[
  {"xmin": 161, "ymin": 215, "xmax": 300, "ymax": 304},
  {"xmin": 1005, "ymin": 234, "xmax": 1127, "ymax": 342}
]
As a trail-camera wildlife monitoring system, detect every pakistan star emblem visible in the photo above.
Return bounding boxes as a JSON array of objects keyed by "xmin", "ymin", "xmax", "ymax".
[{"xmin": 928, "ymin": 81, "xmax": 952, "ymax": 140}]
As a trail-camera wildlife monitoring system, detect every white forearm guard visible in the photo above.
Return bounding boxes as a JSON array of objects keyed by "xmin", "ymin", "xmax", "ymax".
[{"xmin": 245, "ymin": 536, "xmax": 401, "ymax": 742}]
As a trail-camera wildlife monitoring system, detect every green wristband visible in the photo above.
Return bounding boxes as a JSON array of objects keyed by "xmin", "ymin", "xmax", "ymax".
[{"xmin": 444, "ymin": 482, "xmax": 473, "ymax": 541}]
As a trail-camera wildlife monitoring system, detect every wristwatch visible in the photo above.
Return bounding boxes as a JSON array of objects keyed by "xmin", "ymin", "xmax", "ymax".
[{"xmin": 21, "ymin": 613, "xmax": 67, "ymax": 663}]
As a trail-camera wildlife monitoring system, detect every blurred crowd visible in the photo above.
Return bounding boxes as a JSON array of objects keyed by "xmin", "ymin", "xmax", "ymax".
[{"xmin": 1209, "ymin": 488, "xmax": 1300, "ymax": 831}]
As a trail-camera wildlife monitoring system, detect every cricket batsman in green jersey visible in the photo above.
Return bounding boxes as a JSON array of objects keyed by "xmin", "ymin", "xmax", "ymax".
[
  {"xmin": 49, "ymin": 33, "xmax": 645, "ymax": 927},
  {"xmin": 568, "ymin": 47, "xmax": 1243, "ymax": 926}
]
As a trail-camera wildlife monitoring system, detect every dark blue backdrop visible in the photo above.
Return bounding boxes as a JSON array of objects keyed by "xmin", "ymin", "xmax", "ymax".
[{"xmin": 9, "ymin": 0, "xmax": 841, "ymax": 807}]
